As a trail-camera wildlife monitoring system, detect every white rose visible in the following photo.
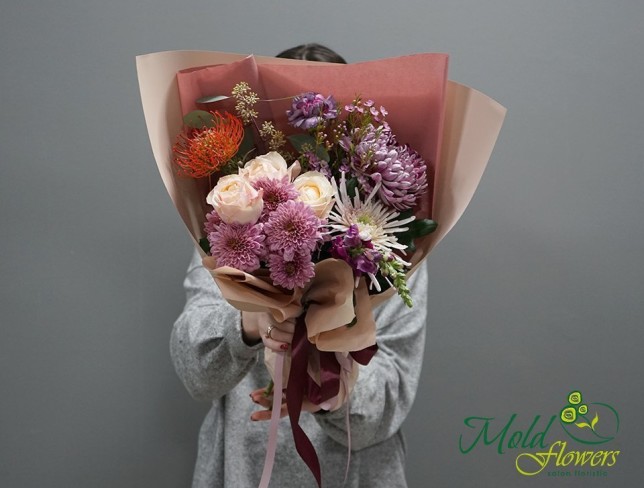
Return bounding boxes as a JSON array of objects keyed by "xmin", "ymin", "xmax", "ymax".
[
  {"xmin": 240, "ymin": 151, "xmax": 288, "ymax": 182},
  {"xmin": 293, "ymin": 171, "xmax": 335, "ymax": 218},
  {"xmin": 206, "ymin": 174, "xmax": 263, "ymax": 224}
]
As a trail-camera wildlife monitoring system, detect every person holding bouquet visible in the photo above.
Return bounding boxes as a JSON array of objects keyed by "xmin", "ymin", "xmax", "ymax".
[{"xmin": 170, "ymin": 44, "xmax": 429, "ymax": 488}]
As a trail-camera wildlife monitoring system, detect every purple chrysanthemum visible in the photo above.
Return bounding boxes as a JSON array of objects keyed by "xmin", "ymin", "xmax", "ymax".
[
  {"xmin": 267, "ymin": 252, "xmax": 315, "ymax": 290},
  {"xmin": 263, "ymin": 200, "xmax": 322, "ymax": 260},
  {"xmin": 339, "ymin": 123, "xmax": 396, "ymax": 192},
  {"xmin": 252, "ymin": 176, "xmax": 299, "ymax": 221},
  {"xmin": 207, "ymin": 222, "xmax": 265, "ymax": 272},
  {"xmin": 204, "ymin": 209, "xmax": 222, "ymax": 234},
  {"xmin": 340, "ymin": 124, "xmax": 428, "ymax": 211},
  {"xmin": 287, "ymin": 92, "xmax": 337, "ymax": 130},
  {"xmin": 373, "ymin": 144, "xmax": 427, "ymax": 211}
]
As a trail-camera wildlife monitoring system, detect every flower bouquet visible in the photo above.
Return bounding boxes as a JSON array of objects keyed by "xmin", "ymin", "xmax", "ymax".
[{"xmin": 137, "ymin": 50, "xmax": 506, "ymax": 486}]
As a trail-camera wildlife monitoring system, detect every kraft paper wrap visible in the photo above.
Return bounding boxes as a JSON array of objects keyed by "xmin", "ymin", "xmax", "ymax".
[{"xmin": 136, "ymin": 50, "xmax": 506, "ymax": 407}]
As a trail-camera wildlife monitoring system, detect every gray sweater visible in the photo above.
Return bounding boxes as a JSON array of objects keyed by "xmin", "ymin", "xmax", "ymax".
[{"xmin": 171, "ymin": 250, "xmax": 428, "ymax": 488}]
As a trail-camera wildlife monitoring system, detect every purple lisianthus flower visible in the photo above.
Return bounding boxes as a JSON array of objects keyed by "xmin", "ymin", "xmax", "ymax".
[
  {"xmin": 287, "ymin": 92, "xmax": 337, "ymax": 130},
  {"xmin": 353, "ymin": 251, "xmax": 380, "ymax": 276},
  {"xmin": 331, "ymin": 224, "xmax": 382, "ymax": 278},
  {"xmin": 343, "ymin": 223, "xmax": 362, "ymax": 248}
]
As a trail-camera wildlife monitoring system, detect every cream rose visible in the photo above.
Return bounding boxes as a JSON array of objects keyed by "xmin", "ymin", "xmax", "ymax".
[
  {"xmin": 206, "ymin": 174, "xmax": 263, "ymax": 224},
  {"xmin": 293, "ymin": 171, "xmax": 335, "ymax": 218},
  {"xmin": 239, "ymin": 151, "xmax": 288, "ymax": 182}
]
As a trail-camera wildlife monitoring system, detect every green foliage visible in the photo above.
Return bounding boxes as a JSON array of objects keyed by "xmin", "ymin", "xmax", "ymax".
[
  {"xmin": 199, "ymin": 237, "xmax": 211, "ymax": 254},
  {"xmin": 345, "ymin": 177, "xmax": 359, "ymax": 199},
  {"xmin": 232, "ymin": 126, "xmax": 257, "ymax": 162},
  {"xmin": 195, "ymin": 95, "xmax": 230, "ymax": 104},
  {"xmin": 379, "ymin": 259, "xmax": 413, "ymax": 308},
  {"xmin": 287, "ymin": 134, "xmax": 330, "ymax": 162},
  {"xmin": 396, "ymin": 218, "xmax": 438, "ymax": 252},
  {"xmin": 183, "ymin": 110, "xmax": 215, "ymax": 129}
]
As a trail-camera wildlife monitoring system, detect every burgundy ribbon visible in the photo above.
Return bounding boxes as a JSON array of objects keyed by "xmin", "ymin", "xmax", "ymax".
[
  {"xmin": 350, "ymin": 344, "xmax": 378, "ymax": 365},
  {"xmin": 287, "ymin": 315, "xmax": 321, "ymax": 486},
  {"xmin": 286, "ymin": 315, "xmax": 379, "ymax": 487}
]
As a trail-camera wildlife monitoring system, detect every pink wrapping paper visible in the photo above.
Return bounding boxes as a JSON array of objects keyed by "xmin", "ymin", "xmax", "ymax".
[
  {"xmin": 136, "ymin": 46, "xmax": 506, "ymax": 391},
  {"xmin": 136, "ymin": 50, "xmax": 506, "ymax": 272}
]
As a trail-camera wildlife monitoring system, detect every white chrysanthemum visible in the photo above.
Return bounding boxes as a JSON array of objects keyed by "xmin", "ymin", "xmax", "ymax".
[{"xmin": 328, "ymin": 173, "xmax": 414, "ymax": 263}]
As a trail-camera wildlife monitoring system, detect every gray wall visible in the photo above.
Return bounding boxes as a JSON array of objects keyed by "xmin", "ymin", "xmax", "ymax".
[{"xmin": 1, "ymin": 1, "xmax": 642, "ymax": 487}]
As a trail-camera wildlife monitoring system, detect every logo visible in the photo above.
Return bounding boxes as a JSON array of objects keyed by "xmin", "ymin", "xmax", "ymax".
[{"xmin": 458, "ymin": 390, "xmax": 620, "ymax": 478}]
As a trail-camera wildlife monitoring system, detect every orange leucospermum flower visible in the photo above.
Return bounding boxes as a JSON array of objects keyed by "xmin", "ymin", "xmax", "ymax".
[{"xmin": 173, "ymin": 111, "xmax": 244, "ymax": 178}]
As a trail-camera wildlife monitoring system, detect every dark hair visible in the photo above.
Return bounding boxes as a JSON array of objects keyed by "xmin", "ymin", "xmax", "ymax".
[{"xmin": 276, "ymin": 43, "xmax": 347, "ymax": 64}]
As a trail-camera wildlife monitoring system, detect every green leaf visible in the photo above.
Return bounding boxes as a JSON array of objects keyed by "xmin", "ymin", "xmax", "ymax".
[
  {"xmin": 183, "ymin": 110, "xmax": 215, "ymax": 129},
  {"xmin": 315, "ymin": 146, "xmax": 330, "ymax": 162},
  {"xmin": 199, "ymin": 237, "xmax": 211, "ymax": 254},
  {"xmin": 287, "ymin": 134, "xmax": 330, "ymax": 161},
  {"xmin": 407, "ymin": 219, "xmax": 438, "ymax": 237},
  {"xmin": 195, "ymin": 94, "xmax": 230, "ymax": 104},
  {"xmin": 591, "ymin": 413, "xmax": 599, "ymax": 430},
  {"xmin": 346, "ymin": 177, "xmax": 359, "ymax": 199},
  {"xmin": 396, "ymin": 218, "xmax": 437, "ymax": 252},
  {"xmin": 575, "ymin": 422, "xmax": 591, "ymax": 429},
  {"xmin": 287, "ymin": 133, "xmax": 316, "ymax": 152},
  {"xmin": 232, "ymin": 126, "xmax": 257, "ymax": 162}
]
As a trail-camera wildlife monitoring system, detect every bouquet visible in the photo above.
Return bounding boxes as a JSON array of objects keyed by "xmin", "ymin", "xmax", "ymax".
[{"xmin": 137, "ymin": 50, "xmax": 506, "ymax": 487}]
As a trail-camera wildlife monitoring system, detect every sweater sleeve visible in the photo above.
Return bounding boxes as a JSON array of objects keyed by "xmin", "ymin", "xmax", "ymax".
[
  {"xmin": 313, "ymin": 263, "xmax": 428, "ymax": 450},
  {"xmin": 170, "ymin": 250, "xmax": 263, "ymax": 401}
]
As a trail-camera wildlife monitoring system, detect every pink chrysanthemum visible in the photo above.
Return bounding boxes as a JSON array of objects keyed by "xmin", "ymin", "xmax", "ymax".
[
  {"xmin": 253, "ymin": 176, "xmax": 299, "ymax": 221},
  {"xmin": 204, "ymin": 210, "xmax": 222, "ymax": 235},
  {"xmin": 263, "ymin": 200, "xmax": 322, "ymax": 260},
  {"xmin": 207, "ymin": 222, "xmax": 265, "ymax": 272},
  {"xmin": 267, "ymin": 252, "xmax": 315, "ymax": 290}
]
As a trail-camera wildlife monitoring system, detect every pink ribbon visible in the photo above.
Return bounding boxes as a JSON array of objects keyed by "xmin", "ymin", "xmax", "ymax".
[{"xmin": 258, "ymin": 351, "xmax": 285, "ymax": 488}]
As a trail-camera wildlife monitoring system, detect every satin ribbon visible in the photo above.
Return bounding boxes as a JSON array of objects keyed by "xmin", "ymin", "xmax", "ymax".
[
  {"xmin": 258, "ymin": 351, "xmax": 285, "ymax": 488},
  {"xmin": 287, "ymin": 315, "xmax": 322, "ymax": 486},
  {"xmin": 284, "ymin": 315, "xmax": 378, "ymax": 487}
]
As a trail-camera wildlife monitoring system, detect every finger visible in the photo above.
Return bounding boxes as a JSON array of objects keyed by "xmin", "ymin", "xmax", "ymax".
[
  {"xmin": 262, "ymin": 336, "xmax": 290, "ymax": 352},
  {"xmin": 250, "ymin": 404, "xmax": 288, "ymax": 421},
  {"xmin": 263, "ymin": 324, "xmax": 293, "ymax": 344},
  {"xmin": 262, "ymin": 323, "xmax": 291, "ymax": 351},
  {"xmin": 249, "ymin": 387, "xmax": 267, "ymax": 398},
  {"xmin": 250, "ymin": 409, "xmax": 272, "ymax": 421},
  {"xmin": 250, "ymin": 394, "xmax": 272, "ymax": 409},
  {"xmin": 277, "ymin": 318, "xmax": 296, "ymax": 334}
]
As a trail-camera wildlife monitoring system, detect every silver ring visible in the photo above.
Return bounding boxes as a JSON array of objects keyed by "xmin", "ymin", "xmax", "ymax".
[{"xmin": 266, "ymin": 324, "xmax": 275, "ymax": 340}]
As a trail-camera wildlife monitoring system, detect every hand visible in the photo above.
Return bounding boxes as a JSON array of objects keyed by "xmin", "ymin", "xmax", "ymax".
[
  {"xmin": 241, "ymin": 311, "xmax": 295, "ymax": 352},
  {"xmin": 249, "ymin": 387, "xmax": 321, "ymax": 421}
]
